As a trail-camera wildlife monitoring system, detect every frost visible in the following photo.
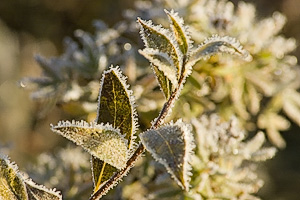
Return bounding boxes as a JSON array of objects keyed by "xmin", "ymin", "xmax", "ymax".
[
  {"xmin": 0, "ymin": 154, "xmax": 62, "ymax": 200},
  {"xmin": 140, "ymin": 119, "xmax": 195, "ymax": 191},
  {"xmin": 50, "ymin": 120, "xmax": 129, "ymax": 170}
]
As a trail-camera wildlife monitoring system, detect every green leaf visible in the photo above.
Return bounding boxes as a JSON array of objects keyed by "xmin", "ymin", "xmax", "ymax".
[
  {"xmin": 0, "ymin": 154, "xmax": 62, "ymax": 200},
  {"xmin": 0, "ymin": 154, "xmax": 28, "ymax": 200},
  {"xmin": 92, "ymin": 66, "xmax": 138, "ymax": 191},
  {"xmin": 165, "ymin": 9, "xmax": 191, "ymax": 56},
  {"xmin": 138, "ymin": 17, "xmax": 183, "ymax": 82},
  {"xmin": 25, "ymin": 179, "xmax": 62, "ymax": 200},
  {"xmin": 139, "ymin": 48, "xmax": 178, "ymax": 87},
  {"xmin": 152, "ymin": 65, "xmax": 173, "ymax": 99},
  {"xmin": 50, "ymin": 120, "xmax": 129, "ymax": 169},
  {"xmin": 187, "ymin": 35, "xmax": 252, "ymax": 70},
  {"xmin": 139, "ymin": 119, "xmax": 195, "ymax": 191}
]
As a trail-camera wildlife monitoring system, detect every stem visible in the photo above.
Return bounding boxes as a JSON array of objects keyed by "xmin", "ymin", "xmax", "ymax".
[{"xmin": 89, "ymin": 72, "xmax": 186, "ymax": 200}]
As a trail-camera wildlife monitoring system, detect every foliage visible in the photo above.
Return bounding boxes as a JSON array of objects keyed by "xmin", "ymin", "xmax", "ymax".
[
  {"xmin": 0, "ymin": 154, "xmax": 62, "ymax": 200},
  {"xmin": 1, "ymin": 0, "xmax": 299, "ymax": 199}
]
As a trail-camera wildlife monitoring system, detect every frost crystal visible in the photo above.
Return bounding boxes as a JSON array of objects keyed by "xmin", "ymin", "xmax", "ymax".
[{"xmin": 190, "ymin": 115, "xmax": 276, "ymax": 199}]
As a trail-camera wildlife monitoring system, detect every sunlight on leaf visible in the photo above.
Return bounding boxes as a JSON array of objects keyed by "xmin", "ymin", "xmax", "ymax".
[
  {"xmin": 0, "ymin": 154, "xmax": 62, "ymax": 200},
  {"xmin": 24, "ymin": 179, "xmax": 62, "ymax": 200},
  {"xmin": 0, "ymin": 154, "xmax": 27, "ymax": 200},
  {"xmin": 139, "ymin": 119, "xmax": 195, "ymax": 191},
  {"xmin": 152, "ymin": 65, "xmax": 173, "ymax": 99},
  {"xmin": 50, "ymin": 120, "xmax": 129, "ymax": 169},
  {"xmin": 138, "ymin": 17, "xmax": 182, "ymax": 80},
  {"xmin": 165, "ymin": 9, "xmax": 191, "ymax": 56},
  {"xmin": 139, "ymin": 48, "xmax": 178, "ymax": 87},
  {"xmin": 187, "ymin": 35, "xmax": 252, "ymax": 69},
  {"xmin": 92, "ymin": 66, "xmax": 138, "ymax": 192}
]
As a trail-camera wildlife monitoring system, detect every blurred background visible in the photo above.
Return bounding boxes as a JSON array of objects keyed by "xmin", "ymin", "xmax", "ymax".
[{"xmin": 0, "ymin": 0, "xmax": 299, "ymax": 199}]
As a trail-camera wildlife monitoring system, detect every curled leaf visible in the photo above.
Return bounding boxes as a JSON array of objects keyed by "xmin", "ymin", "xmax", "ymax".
[
  {"xmin": 187, "ymin": 35, "xmax": 252, "ymax": 69},
  {"xmin": 139, "ymin": 48, "xmax": 178, "ymax": 87},
  {"xmin": 50, "ymin": 120, "xmax": 129, "ymax": 170},
  {"xmin": 139, "ymin": 119, "xmax": 195, "ymax": 191}
]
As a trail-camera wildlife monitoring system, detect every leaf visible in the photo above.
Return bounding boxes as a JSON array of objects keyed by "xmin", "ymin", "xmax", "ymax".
[
  {"xmin": 139, "ymin": 48, "xmax": 178, "ymax": 87},
  {"xmin": 187, "ymin": 35, "xmax": 252, "ymax": 70},
  {"xmin": 139, "ymin": 119, "xmax": 195, "ymax": 191},
  {"xmin": 152, "ymin": 64, "xmax": 173, "ymax": 99},
  {"xmin": 92, "ymin": 66, "xmax": 138, "ymax": 191},
  {"xmin": 50, "ymin": 120, "xmax": 129, "ymax": 169},
  {"xmin": 138, "ymin": 17, "xmax": 183, "ymax": 81},
  {"xmin": 0, "ymin": 154, "xmax": 28, "ymax": 200},
  {"xmin": 24, "ymin": 179, "xmax": 62, "ymax": 200},
  {"xmin": 165, "ymin": 9, "xmax": 191, "ymax": 56},
  {"xmin": 0, "ymin": 154, "xmax": 62, "ymax": 200}
]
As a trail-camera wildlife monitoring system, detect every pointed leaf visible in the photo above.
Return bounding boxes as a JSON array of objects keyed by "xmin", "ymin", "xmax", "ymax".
[
  {"xmin": 0, "ymin": 154, "xmax": 62, "ymax": 200},
  {"xmin": 138, "ymin": 18, "xmax": 183, "ymax": 81},
  {"xmin": 25, "ymin": 179, "xmax": 62, "ymax": 200},
  {"xmin": 139, "ymin": 119, "xmax": 195, "ymax": 191},
  {"xmin": 139, "ymin": 48, "xmax": 178, "ymax": 87},
  {"xmin": 152, "ymin": 64, "xmax": 173, "ymax": 99},
  {"xmin": 165, "ymin": 9, "xmax": 191, "ymax": 56},
  {"xmin": 92, "ymin": 66, "xmax": 138, "ymax": 191},
  {"xmin": 50, "ymin": 120, "xmax": 129, "ymax": 169},
  {"xmin": 187, "ymin": 35, "xmax": 252, "ymax": 69}
]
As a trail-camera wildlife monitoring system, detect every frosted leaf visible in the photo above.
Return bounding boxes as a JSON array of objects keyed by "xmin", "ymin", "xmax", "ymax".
[
  {"xmin": 24, "ymin": 179, "xmax": 62, "ymax": 200},
  {"xmin": 258, "ymin": 112, "xmax": 290, "ymax": 148},
  {"xmin": 246, "ymin": 83, "xmax": 261, "ymax": 114},
  {"xmin": 244, "ymin": 132, "xmax": 266, "ymax": 155},
  {"xmin": 283, "ymin": 88, "xmax": 300, "ymax": 126},
  {"xmin": 0, "ymin": 154, "xmax": 28, "ymax": 200},
  {"xmin": 140, "ymin": 119, "xmax": 195, "ymax": 191},
  {"xmin": 138, "ymin": 17, "xmax": 183, "ymax": 79},
  {"xmin": 0, "ymin": 154, "xmax": 62, "ymax": 200},
  {"xmin": 152, "ymin": 65, "xmax": 173, "ymax": 99},
  {"xmin": 139, "ymin": 48, "xmax": 178, "ymax": 87},
  {"xmin": 92, "ymin": 66, "xmax": 138, "ymax": 191},
  {"xmin": 187, "ymin": 35, "xmax": 252, "ymax": 69},
  {"xmin": 250, "ymin": 148, "xmax": 277, "ymax": 162},
  {"xmin": 165, "ymin": 9, "xmax": 192, "ymax": 56},
  {"xmin": 191, "ymin": 114, "xmax": 277, "ymax": 198},
  {"xmin": 50, "ymin": 120, "xmax": 129, "ymax": 170}
]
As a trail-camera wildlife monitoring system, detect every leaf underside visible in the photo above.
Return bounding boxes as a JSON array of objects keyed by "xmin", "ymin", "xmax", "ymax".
[
  {"xmin": 92, "ymin": 67, "xmax": 136, "ymax": 192},
  {"xmin": 139, "ymin": 120, "xmax": 194, "ymax": 191},
  {"xmin": 138, "ymin": 18, "xmax": 182, "ymax": 96}
]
